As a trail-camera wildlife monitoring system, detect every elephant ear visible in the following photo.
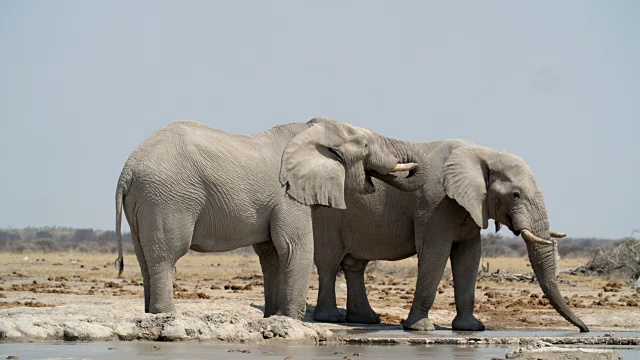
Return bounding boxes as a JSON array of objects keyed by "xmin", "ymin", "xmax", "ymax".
[
  {"xmin": 279, "ymin": 120, "xmax": 347, "ymax": 209},
  {"xmin": 443, "ymin": 146, "xmax": 491, "ymax": 229}
]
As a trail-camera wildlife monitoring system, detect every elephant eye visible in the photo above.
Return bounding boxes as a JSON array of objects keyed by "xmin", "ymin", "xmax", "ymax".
[
  {"xmin": 363, "ymin": 141, "xmax": 368, "ymax": 148},
  {"xmin": 512, "ymin": 191, "xmax": 521, "ymax": 200}
]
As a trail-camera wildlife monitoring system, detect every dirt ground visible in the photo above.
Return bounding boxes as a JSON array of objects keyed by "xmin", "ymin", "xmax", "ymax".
[{"xmin": 0, "ymin": 252, "xmax": 638, "ymax": 343}]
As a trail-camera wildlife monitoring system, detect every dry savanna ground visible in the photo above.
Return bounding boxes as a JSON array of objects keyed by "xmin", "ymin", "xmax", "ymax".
[{"xmin": 0, "ymin": 252, "xmax": 639, "ymax": 332}]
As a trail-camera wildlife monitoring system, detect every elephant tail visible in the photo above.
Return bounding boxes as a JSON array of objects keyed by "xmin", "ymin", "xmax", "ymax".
[{"xmin": 115, "ymin": 168, "xmax": 132, "ymax": 278}]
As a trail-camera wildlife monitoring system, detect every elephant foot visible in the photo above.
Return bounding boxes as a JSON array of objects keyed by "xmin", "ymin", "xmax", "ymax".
[
  {"xmin": 402, "ymin": 316, "xmax": 435, "ymax": 331},
  {"xmin": 313, "ymin": 306, "xmax": 346, "ymax": 323},
  {"xmin": 148, "ymin": 303, "xmax": 176, "ymax": 314},
  {"xmin": 263, "ymin": 308, "xmax": 281, "ymax": 318},
  {"xmin": 452, "ymin": 314, "xmax": 485, "ymax": 331},
  {"xmin": 346, "ymin": 310, "xmax": 381, "ymax": 324},
  {"xmin": 280, "ymin": 307, "xmax": 306, "ymax": 321},
  {"xmin": 263, "ymin": 310, "xmax": 278, "ymax": 318}
]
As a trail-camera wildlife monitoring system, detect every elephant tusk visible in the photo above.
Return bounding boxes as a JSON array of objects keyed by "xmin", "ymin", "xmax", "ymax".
[
  {"xmin": 391, "ymin": 162, "xmax": 418, "ymax": 172},
  {"xmin": 521, "ymin": 229, "xmax": 554, "ymax": 246},
  {"xmin": 549, "ymin": 231, "xmax": 567, "ymax": 238},
  {"xmin": 495, "ymin": 220, "xmax": 502, "ymax": 234}
]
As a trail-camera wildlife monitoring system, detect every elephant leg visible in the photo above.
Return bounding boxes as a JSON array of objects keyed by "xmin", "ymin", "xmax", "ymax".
[
  {"xmin": 270, "ymin": 202, "xmax": 314, "ymax": 320},
  {"xmin": 253, "ymin": 241, "xmax": 280, "ymax": 317},
  {"xmin": 313, "ymin": 223, "xmax": 346, "ymax": 323},
  {"xmin": 343, "ymin": 257, "xmax": 380, "ymax": 324},
  {"xmin": 139, "ymin": 214, "xmax": 193, "ymax": 314},
  {"xmin": 313, "ymin": 261, "xmax": 346, "ymax": 322},
  {"xmin": 403, "ymin": 233, "xmax": 453, "ymax": 331},
  {"xmin": 450, "ymin": 234, "xmax": 485, "ymax": 331},
  {"xmin": 131, "ymin": 231, "xmax": 151, "ymax": 312},
  {"xmin": 147, "ymin": 265, "xmax": 177, "ymax": 313}
]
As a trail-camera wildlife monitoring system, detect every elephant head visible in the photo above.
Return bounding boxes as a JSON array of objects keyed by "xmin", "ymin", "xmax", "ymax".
[
  {"xmin": 442, "ymin": 145, "xmax": 589, "ymax": 332},
  {"xmin": 280, "ymin": 117, "xmax": 420, "ymax": 209}
]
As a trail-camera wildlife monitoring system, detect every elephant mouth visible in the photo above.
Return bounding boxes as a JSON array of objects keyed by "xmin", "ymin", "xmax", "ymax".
[
  {"xmin": 364, "ymin": 163, "xmax": 417, "ymax": 193},
  {"xmin": 364, "ymin": 171, "xmax": 376, "ymax": 193},
  {"xmin": 500, "ymin": 216, "xmax": 518, "ymax": 236},
  {"xmin": 370, "ymin": 165, "xmax": 419, "ymax": 179},
  {"xmin": 506, "ymin": 214, "xmax": 564, "ymax": 246}
]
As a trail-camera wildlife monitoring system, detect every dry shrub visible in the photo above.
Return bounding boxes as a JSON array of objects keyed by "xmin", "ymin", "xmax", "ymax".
[{"xmin": 571, "ymin": 238, "xmax": 640, "ymax": 284}]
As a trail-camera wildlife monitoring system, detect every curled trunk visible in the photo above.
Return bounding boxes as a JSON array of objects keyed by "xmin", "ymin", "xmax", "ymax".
[{"xmin": 367, "ymin": 136, "xmax": 427, "ymax": 192}]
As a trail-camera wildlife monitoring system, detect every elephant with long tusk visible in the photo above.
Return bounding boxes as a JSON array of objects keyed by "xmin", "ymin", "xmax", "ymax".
[{"xmin": 312, "ymin": 139, "xmax": 589, "ymax": 332}]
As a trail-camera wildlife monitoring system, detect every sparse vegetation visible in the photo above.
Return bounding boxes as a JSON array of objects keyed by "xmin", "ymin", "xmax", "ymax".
[
  {"xmin": 0, "ymin": 227, "xmax": 133, "ymax": 253},
  {"xmin": 1, "ymin": 227, "xmax": 636, "ymax": 286},
  {"xmin": 480, "ymin": 233, "xmax": 623, "ymax": 259},
  {"xmin": 0, "ymin": 227, "xmax": 258, "ymax": 254},
  {"xmin": 567, "ymin": 231, "xmax": 640, "ymax": 284}
]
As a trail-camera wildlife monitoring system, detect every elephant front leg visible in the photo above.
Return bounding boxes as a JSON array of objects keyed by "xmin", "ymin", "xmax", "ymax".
[
  {"xmin": 271, "ymin": 204, "xmax": 314, "ymax": 321},
  {"xmin": 450, "ymin": 235, "xmax": 485, "ymax": 331},
  {"xmin": 403, "ymin": 235, "xmax": 452, "ymax": 331},
  {"xmin": 343, "ymin": 257, "xmax": 380, "ymax": 324},
  {"xmin": 254, "ymin": 241, "xmax": 280, "ymax": 317}
]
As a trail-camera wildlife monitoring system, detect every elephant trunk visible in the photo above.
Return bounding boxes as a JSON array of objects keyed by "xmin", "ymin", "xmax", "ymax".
[
  {"xmin": 523, "ymin": 205, "xmax": 589, "ymax": 332},
  {"xmin": 366, "ymin": 136, "xmax": 426, "ymax": 192}
]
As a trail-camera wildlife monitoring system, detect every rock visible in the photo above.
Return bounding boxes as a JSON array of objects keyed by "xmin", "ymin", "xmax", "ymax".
[
  {"xmin": 0, "ymin": 302, "xmax": 333, "ymax": 343},
  {"xmin": 505, "ymin": 340, "xmax": 622, "ymax": 360}
]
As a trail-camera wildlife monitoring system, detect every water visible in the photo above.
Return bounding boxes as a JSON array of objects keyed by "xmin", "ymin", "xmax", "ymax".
[
  {"xmin": 336, "ymin": 328, "xmax": 640, "ymax": 339},
  {"xmin": 2, "ymin": 340, "xmax": 639, "ymax": 360},
  {"xmin": 3, "ymin": 331, "xmax": 639, "ymax": 359},
  {"xmin": 0, "ymin": 342, "xmax": 521, "ymax": 360}
]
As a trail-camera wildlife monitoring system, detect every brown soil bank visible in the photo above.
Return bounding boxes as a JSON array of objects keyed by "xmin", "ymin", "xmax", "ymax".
[{"xmin": 0, "ymin": 253, "xmax": 639, "ymax": 344}]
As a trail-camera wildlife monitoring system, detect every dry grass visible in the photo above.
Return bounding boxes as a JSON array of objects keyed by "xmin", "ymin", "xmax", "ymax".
[
  {"xmin": 0, "ymin": 252, "xmax": 263, "ymax": 281},
  {"xmin": 0, "ymin": 252, "xmax": 595, "ymax": 286},
  {"xmin": 478, "ymin": 257, "xmax": 589, "ymax": 274},
  {"xmin": 367, "ymin": 256, "xmax": 591, "ymax": 281}
]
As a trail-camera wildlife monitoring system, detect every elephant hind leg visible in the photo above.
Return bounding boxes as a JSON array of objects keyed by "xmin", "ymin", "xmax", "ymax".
[
  {"xmin": 253, "ymin": 241, "xmax": 280, "ymax": 317},
  {"xmin": 403, "ymin": 232, "xmax": 452, "ymax": 331},
  {"xmin": 148, "ymin": 267, "xmax": 177, "ymax": 313},
  {"xmin": 137, "ymin": 213, "xmax": 194, "ymax": 314},
  {"xmin": 343, "ymin": 256, "xmax": 380, "ymax": 324},
  {"xmin": 131, "ymin": 231, "xmax": 151, "ymax": 312}
]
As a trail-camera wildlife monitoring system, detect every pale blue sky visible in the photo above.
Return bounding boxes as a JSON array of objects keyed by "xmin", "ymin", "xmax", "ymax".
[{"xmin": 0, "ymin": 1, "xmax": 637, "ymax": 238}]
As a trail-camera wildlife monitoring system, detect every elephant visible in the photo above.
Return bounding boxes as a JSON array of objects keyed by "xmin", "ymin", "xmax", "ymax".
[
  {"xmin": 312, "ymin": 139, "xmax": 589, "ymax": 332},
  {"xmin": 114, "ymin": 116, "xmax": 422, "ymax": 319}
]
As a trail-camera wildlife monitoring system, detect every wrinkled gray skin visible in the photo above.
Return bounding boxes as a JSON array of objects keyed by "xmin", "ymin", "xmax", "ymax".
[
  {"xmin": 114, "ymin": 117, "xmax": 421, "ymax": 320},
  {"xmin": 312, "ymin": 139, "xmax": 589, "ymax": 332}
]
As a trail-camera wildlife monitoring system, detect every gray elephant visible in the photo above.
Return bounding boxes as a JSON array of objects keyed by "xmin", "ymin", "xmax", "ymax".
[
  {"xmin": 312, "ymin": 139, "xmax": 589, "ymax": 332},
  {"xmin": 114, "ymin": 117, "xmax": 421, "ymax": 319}
]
